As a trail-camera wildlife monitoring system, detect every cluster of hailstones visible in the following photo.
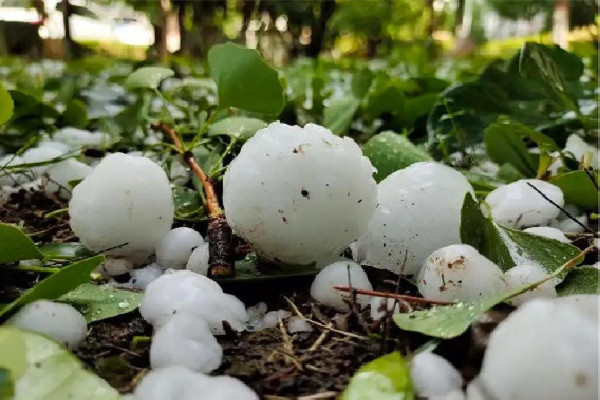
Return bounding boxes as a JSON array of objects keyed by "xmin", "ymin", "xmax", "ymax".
[{"xmin": 4, "ymin": 123, "xmax": 598, "ymax": 399}]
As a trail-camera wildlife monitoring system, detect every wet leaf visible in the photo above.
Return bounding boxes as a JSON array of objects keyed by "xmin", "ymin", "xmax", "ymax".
[
  {"xmin": 341, "ymin": 352, "xmax": 414, "ymax": 400},
  {"xmin": 0, "ymin": 223, "xmax": 43, "ymax": 264},
  {"xmin": 0, "ymin": 326, "xmax": 120, "ymax": 400},
  {"xmin": 324, "ymin": 97, "xmax": 360, "ymax": 135},
  {"xmin": 556, "ymin": 267, "xmax": 599, "ymax": 296},
  {"xmin": 352, "ymin": 68, "xmax": 374, "ymax": 98},
  {"xmin": 125, "ymin": 66, "xmax": 174, "ymax": 90},
  {"xmin": 59, "ymin": 283, "xmax": 144, "ymax": 323},
  {"xmin": 59, "ymin": 98, "xmax": 88, "ymax": 128},
  {"xmin": 207, "ymin": 116, "xmax": 267, "ymax": 140},
  {"xmin": 0, "ymin": 82, "xmax": 13, "ymax": 126},
  {"xmin": 38, "ymin": 242, "xmax": 94, "ymax": 261},
  {"xmin": 551, "ymin": 170, "xmax": 599, "ymax": 210},
  {"xmin": 364, "ymin": 83, "xmax": 405, "ymax": 119}
]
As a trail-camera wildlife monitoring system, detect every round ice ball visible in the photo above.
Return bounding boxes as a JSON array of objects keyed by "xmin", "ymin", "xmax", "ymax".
[
  {"xmin": 475, "ymin": 296, "xmax": 598, "ymax": 400},
  {"xmin": 186, "ymin": 242, "xmax": 210, "ymax": 275},
  {"xmin": 522, "ymin": 227, "xmax": 570, "ymax": 244},
  {"xmin": 417, "ymin": 244, "xmax": 506, "ymax": 302},
  {"xmin": 411, "ymin": 351, "xmax": 462, "ymax": 398},
  {"xmin": 223, "ymin": 122, "xmax": 377, "ymax": 265},
  {"xmin": 129, "ymin": 263, "xmax": 164, "ymax": 290},
  {"xmin": 156, "ymin": 227, "xmax": 204, "ymax": 269},
  {"xmin": 356, "ymin": 162, "xmax": 474, "ymax": 276},
  {"xmin": 484, "ymin": 179, "xmax": 563, "ymax": 228},
  {"xmin": 68, "ymin": 153, "xmax": 174, "ymax": 262},
  {"xmin": 310, "ymin": 260, "xmax": 373, "ymax": 311},
  {"xmin": 44, "ymin": 159, "xmax": 92, "ymax": 200},
  {"xmin": 504, "ymin": 264, "xmax": 557, "ymax": 307},
  {"xmin": 9, "ymin": 300, "xmax": 87, "ymax": 350}
]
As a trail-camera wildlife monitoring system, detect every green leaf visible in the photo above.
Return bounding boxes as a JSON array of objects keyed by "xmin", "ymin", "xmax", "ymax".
[
  {"xmin": 0, "ymin": 367, "xmax": 13, "ymax": 400},
  {"xmin": 550, "ymin": 170, "xmax": 599, "ymax": 210},
  {"xmin": 208, "ymin": 43, "xmax": 284, "ymax": 115},
  {"xmin": 173, "ymin": 186, "xmax": 203, "ymax": 216},
  {"xmin": 59, "ymin": 99, "xmax": 88, "ymax": 128},
  {"xmin": 125, "ymin": 66, "xmax": 174, "ymax": 90},
  {"xmin": 362, "ymin": 131, "xmax": 431, "ymax": 182},
  {"xmin": 364, "ymin": 84, "xmax": 405, "ymax": 119},
  {"xmin": 324, "ymin": 97, "xmax": 360, "ymax": 135},
  {"xmin": 218, "ymin": 253, "xmax": 317, "ymax": 283},
  {"xmin": 460, "ymin": 194, "xmax": 580, "ymax": 272},
  {"xmin": 352, "ymin": 68, "xmax": 374, "ymax": 98},
  {"xmin": 556, "ymin": 267, "xmax": 599, "ymax": 296},
  {"xmin": 59, "ymin": 283, "xmax": 144, "ymax": 323},
  {"xmin": 484, "ymin": 122, "xmax": 537, "ymax": 177},
  {"xmin": 0, "ymin": 224, "xmax": 43, "ymax": 264},
  {"xmin": 0, "ymin": 82, "xmax": 14, "ymax": 126},
  {"xmin": 38, "ymin": 243, "xmax": 94, "ymax": 261},
  {"xmin": 0, "ymin": 326, "xmax": 120, "ymax": 400},
  {"xmin": 207, "ymin": 117, "xmax": 267, "ymax": 140},
  {"xmin": 0, "ymin": 256, "xmax": 104, "ymax": 319},
  {"xmin": 341, "ymin": 352, "xmax": 413, "ymax": 400}
]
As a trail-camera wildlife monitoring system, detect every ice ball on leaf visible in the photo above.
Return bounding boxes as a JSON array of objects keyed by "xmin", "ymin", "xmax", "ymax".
[
  {"xmin": 484, "ymin": 179, "xmax": 563, "ymax": 228},
  {"xmin": 417, "ymin": 244, "xmax": 506, "ymax": 302},
  {"xmin": 522, "ymin": 226, "xmax": 570, "ymax": 244},
  {"xmin": 68, "ymin": 153, "xmax": 174, "ymax": 262},
  {"xmin": 156, "ymin": 227, "xmax": 204, "ymax": 269},
  {"xmin": 474, "ymin": 295, "xmax": 598, "ymax": 400},
  {"xmin": 411, "ymin": 351, "xmax": 462, "ymax": 398},
  {"xmin": 355, "ymin": 162, "xmax": 474, "ymax": 276},
  {"xmin": 310, "ymin": 260, "xmax": 372, "ymax": 311},
  {"xmin": 223, "ymin": 122, "xmax": 377, "ymax": 266}
]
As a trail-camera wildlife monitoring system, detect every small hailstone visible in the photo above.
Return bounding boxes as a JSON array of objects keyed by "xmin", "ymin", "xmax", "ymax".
[
  {"xmin": 411, "ymin": 351, "xmax": 462, "ymax": 398},
  {"xmin": 129, "ymin": 263, "xmax": 163, "ymax": 290},
  {"xmin": 287, "ymin": 316, "xmax": 313, "ymax": 333},
  {"xmin": 310, "ymin": 260, "xmax": 373, "ymax": 311},
  {"xmin": 199, "ymin": 375, "xmax": 259, "ymax": 400},
  {"xmin": 132, "ymin": 366, "xmax": 207, "ymax": 400},
  {"xmin": 223, "ymin": 122, "xmax": 377, "ymax": 266},
  {"xmin": 8, "ymin": 300, "xmax": 87, "ymax": 350},
  {"xmin": 246, "ymin": 302, "xmax": 268, "ymax": 331},
  {"xmin": 150, "ymin": 313, "xmax": 222, "ymax": 373},
  {"xmin": 22, "ymin": 147, "xmax": 64, "ymax": 177},
  {"xmin": 38, "ymin": 140, "xmax": 71, "ymax": 154},
  {"xmin": 475, "ymin": 296, "xmax": 598, "ymax": 400},
  {"xmin": 564, "ymin": 133, "xmax": 598, "ymax": 169},
  {"xmin": 155, "ymin": 227, "xmax": 204, "ymax": 269},
  {"xmin": 53, "ymin": 127, "xmax": 111, "ymax": 150},
  {"xmin": 504, "ymin": 264, "xmax": 557, "ymax": 307},
  {"xmin": 369, "ymin": 297, "xmax": 400, "ymax": 321},
  {"xmin": 185, "ymin": 242, "xmax": 210, "ymax": 275},
  {"xmin": 43, "ymin": 159, "xmax": 92, "ymax": 199},
  {"xmin": 69, "ymin": 153, "xmax": 174, "ymax": 262},
  {"xmin": 96, "ymin": 256, "xmax": 134, "ymax": 277},
  {"xmin": 355, "ymin": 162, "xmax": 474, "ymax": 276},
  {"xmin": 549, "ymin": 204, "xmax": 588, "ymax": 233},
  {"xmin": 0, "ymin": 154, "xmax": 27, "ymax": 186},
  {"xmin": 484, "ymin": 179, "xmax": 564, "ymax": 228},
  {"xmin": 522, "ymin": 226, "xmax": 570, "ymax": 244},
  {"xmin": 260, "ymin": 310, "xmax": 292, "ymax": 330},
  {"xmin": 417, "ymin": 245, "xmax": 506, "ymax": 302}
]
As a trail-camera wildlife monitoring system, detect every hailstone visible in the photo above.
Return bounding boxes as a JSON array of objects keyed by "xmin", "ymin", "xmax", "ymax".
[
  {"xmin": 53, "ymin": 127, "xmax": 111, "ymax": 150},
  {"xmin": 484, "ymin": 179, "xmax": 564, "ymax": 228},
  {"xmin": 503, "ymin": 264, "xmax": 557, "ymax": 307},
  {"xmin": 22, "ymin": 147, "xmax": 64, "ymax": 177},
  {"xmin": 411, "ymin": 351, "xmax": 462, "ymax": 398},
  {"xmin": 96, "ymin": 256, "xmax": 134, "ymax": 277},
  {"xmin": 310, "ymin": 260, "xmax": 373, "ymax": 311},
  {"xmin": 150, "ymin": 313, "xmax": 222, "ymax": 373},
  {"xmin": 474, "ymin": 296, "xmax": 599, "ymax": 400},
  {"xmin": 417, "ymin": 245, "xmax": 507, "ymax": 302},
  {"xmin": 522, "ymin": 226, "xmax": 570, "ymax": 244},
  {"xmin": 260, "ymin": 310, "xmax": 292, "ymax": 330},
  {"xmin": 287, "ymin": 316, "xmax": 313, "ymax": 333},
  {"xmin": 223, "ymin": 122, "xmax": 377, "ymax": 265},
  {"xmin": 155, "ymin": 227, "xmax": 204, "ymax": 269},
  {"xmin": 0, "ymin": 154, "xmax": 27, "ymax": 186},
  {"xmin": 8, "ymin": 300, "xmax": 87, "ymax": 350},
  {"xmin": 129, "ymin": 263, "xmax": 164, "ymax": 290},
  {"xmin": 68, "ymin": 153, "xmax": 174, "ymax": 262},
  {"xmin": 43, "ymin": 159, "xmax": 92, "ymax": 199},
  {"xmin": 431, "ymin": 390, "xmax": 466, "ymax": 400},
  {"xmin": 549, "ymin": 204, "xmax": 588, "ymax": 233},
  {"xmin": 186, "ymin": 242, "xmax": 209, "ymax": 275},
  {"xmin": 355, "ymin": 162, "xmax": 474, "ymax": 276},
  {"xmin": 564, "ymin": 133, "xmax": 598, "ymax": 169}
]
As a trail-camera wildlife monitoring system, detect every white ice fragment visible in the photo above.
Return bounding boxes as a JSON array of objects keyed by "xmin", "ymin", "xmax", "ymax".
[
  {"xmin": 484, "ymin": 179, "xmax": 564, "ymax": 228},
  {"xmin": 431, "ymin": 389, "xmax": 466, "ymax": 400},
  {"xmin": 411, "ymin": 351, "xmax": 462, "ymax": 398},
  {"xmin": 355, "ymin": 162, "xmax": 474, "ymax": 275},
  {"xmin": 287, "ymin": 316, "xmax": 313, "ymax": 333},
  {"xmin": 417, "ymin": 245, "xmax": 507, "ymax": 302},
  {"xmin": 129, "ymin": 263, "xmax": 164, "ymax": 290},
  {"xmin": 246, "ymin": 302, "xmax": 268, "ymax": 332},
  {"xmin": 260, "ymin": 310, "xmax": 292, "ymax": 330},
  {"xmin": 0, "ymin": 154, "xmax": 27, "ymax": 186},
  {"xmin": 150, "ymin": 313, "xmax": 222, "ymax": 373},
  {"xmin": 22, "ymin": 147, "xmax": 64, "ymax": 177},
  {"xmin": 43, "ymin": 159, "xmax": 92, "ymax": 199},
  {"xmin": 548, "ymin": 204, "xmax": 588, "ymax": 233},
  {"xmin": 310, "ymin": 260, "xmax": 373, "ymax": 311},
  {"xmin": 522, "ymin": 226, "xmax": 570, "ymax": 244},
  {"xmin": 503, "ymin": 264, "xmax": 557, "ymax": 307},
  {"xmin": 223, "ymin": 122, "xmax": 377, "ymax": 266},
  {"xmin": 68, "ymin": 153, "xmax": 174, "ymax": 262},
  {"xmin": 96, "ymin": 256, "xmax": 134, "ymax": 277},
  {"xmin": 185, "ymin": 242, "xmax": 210, "ymax": 275},
  {"xmin": 53, "ymin": 127, "xmax": 111, "ymax": 150},
  {"xmin": 369, "ymin": 297, "xmax": 400, "ymax": 321},
  {"xmin": 564, "ymin": 134, "xmax": 598, "ymax": 169},
  {"xmin": 8, "ymin": 300, "xmax": 87, "ymax": 350},
  {"xmin": 156, "ymin": 227, "xmax": 204, "ymax": 269}
]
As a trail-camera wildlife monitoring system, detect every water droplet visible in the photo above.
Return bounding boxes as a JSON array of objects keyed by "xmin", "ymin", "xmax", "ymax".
[{"xmin": 118, "ymin": 301, "xmax": 129, "ymax": 308}]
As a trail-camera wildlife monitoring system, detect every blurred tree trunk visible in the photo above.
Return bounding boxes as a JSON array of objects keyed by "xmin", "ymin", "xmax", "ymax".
[
  {"xmin": 176, "ymin": 1, "xmax": 189, "ymax": 54},
  {"xmin": 455, "ymin": 0, "xmax": 466, "ymax": 34},
  {"xmin": 62, "ymin": 0, "xmax": 73, "ymax": 59},
  {"xmin": 306, "ymin": 0, "xmax": 336, "ymax": 58},
  {"xmin": 553, "ymin": 0, "xmax": 569, "ymax": 49},
  {"xmin": 425, "ymin": 0, "xmax": 435, "ymax": 37},
  {"xmin": 155, "ymin": 0, "xmax": 170, "ymax": 59}
]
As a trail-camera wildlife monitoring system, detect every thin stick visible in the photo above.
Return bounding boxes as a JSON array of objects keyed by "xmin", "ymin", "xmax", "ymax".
[
  {"xmin": 333, "ymin": 286, "xmax": 454, "ymax": 305},
  {"xmin": 526, "ymin": 182, "xmax": 596, "ymax": 235},
  {"xmin": 583, "ymin": 167, "xmax": 600, "ymax": 192}
]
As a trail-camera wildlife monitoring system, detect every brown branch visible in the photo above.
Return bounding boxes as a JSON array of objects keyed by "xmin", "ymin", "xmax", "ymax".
[{"xmin": 333, "ymin": 286, "xmax": 454, "ymax": 306}]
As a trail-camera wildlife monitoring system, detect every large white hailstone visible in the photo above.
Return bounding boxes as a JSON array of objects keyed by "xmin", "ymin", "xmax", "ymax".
[
  {"xmin": 22, "ymin": 147, "xmax": 64, "ymax": 177},
  {"xmin": 417, "ymin": 245, "xmax": 506, "ymax": 302},
  {"xmin": 484, "ymin": 179, "xmax": 564, "ymax": 228},
  {"xmin": 8, "ymin": 300, "xmax": 87, "ymax": 350},
  {"xmin": 150, "ymin": 313, "xmax": 222, "ymax": 373},
  {"xmin": 474, "ymin": 296, "xmax": 599, "ymax": 400},
  {"xmin": 0, "ymin": 155, "xmax": 27, "ymax": 186},
  {"xmin": 355, "ymin": 162, "xmax": 474, "ymax": 276},
  {"xmin": 186, "ymin": 243, "xmax": 210, "ymax": 275},
  {"xmin": 223, "ymin": 122, "xmax": 377, "ymax": 265},
  {"xmin": 140, "ymin": 270, "xmax": 248, "ymax": 335},
  {"xmin": 69, "ymin": 153, "xmax": 174, "ymax": 262},
  {"xmin": 43, "ymin": 159, "xmax": 92, "ymax": 199},
  {"xmin": 564, "ymin": 133, "xmax": 598, "ymax": 169},
  {"xmin": 503, "ymin": 264, "xmax": 557, "ymax": 307},
  {"xmin": 53, "ymin": 127, "xmax": 111, "ymax": 150},
  {"xmin": 369, "ymin": 297, "xmax": 400, "ymax": 321},
  {"xmin": 129, "ymin": 263, "xmax": 164, "ymax": 290},
  {"xmin": 96, "ymin": 256, "xmax": 134, "ymax": 277},
  {"xmin": 411, "ymin": 351, "xmax": 462, "ymax": 398},
  {"xmin": 155, "ymin": 227, "xmax": 204, "ymax": 269},
  {"xmin": 310, "ymin": 260, "xmax": 373, "ymax": 311},
  {"xmin": 522, "ymin": 226, "xmax": 570, "ymax": 244}
]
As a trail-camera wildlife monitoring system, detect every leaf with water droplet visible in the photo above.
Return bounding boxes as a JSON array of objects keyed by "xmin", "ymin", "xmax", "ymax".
[{"xmin": 556, "ymin": 267, "xmax": 599, "ymax": 296}]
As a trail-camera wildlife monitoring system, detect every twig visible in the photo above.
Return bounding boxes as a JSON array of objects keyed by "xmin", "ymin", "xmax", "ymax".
[
  {"xmin": 583, "ymin": 167, "xmax": 600, "ymax": 192},
  {"xmin": 333, "ymin": 286, "xmax": 454, "ymax": 305},
  {"xmin": 526, "ymin": 182, "xmax": 596, "ymax": 235}
]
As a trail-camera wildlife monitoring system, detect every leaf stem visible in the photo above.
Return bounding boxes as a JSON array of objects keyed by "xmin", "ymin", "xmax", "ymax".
[{"xmin": 333, "ymin": 286, "xmax": 454, "ymax": 305}]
